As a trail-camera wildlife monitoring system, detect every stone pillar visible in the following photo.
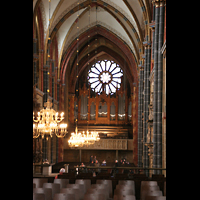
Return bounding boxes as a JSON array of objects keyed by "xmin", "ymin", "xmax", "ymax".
[
  {"xmin": 143, "ymin": 47, "xmax": 148, "ymax": 173},
  {"xmin": 143, "ymin": 43, "xmax": 151, "ymax": 175},
  {"xmin": 43, "ymin": 69, "xmax": 48, "ymax": 105},
  {"xmin": 51, "ymin": 61, "xmax": 55, "ymax": 102},
  {"xmin": 132, "ymin": 86, "xmax": 138, "ymax": 166},
  {"xmin": 138, "ymin": 64, "xmax": 144, "ymax": 167},
  {"xmin": 57, "ymin": 83, "xmax": 65, "ymax": 163},
  {"xmin": 57, "ymin": 83, "xmax": 60, "ymax": 109},
  {"xmin": 58, "ymin": 82, "xmax": 65, "ymax": 163},
  {"xmin": 152, "ymin": 1, "xmax": 160, "ymax": 171},
  {"xmin": 43, "ymin": 39, "xmax": 51, "ymax": 105},
  {"xmin": 157, "ymin": 0, "xmax": 165, "ymax": 173},
  {"xmin": 56, "ymin": 83, "xmax": 60, "ymax": 163},
  {"xmin": 152, "ymin": 0, "xmax": 165, "ymax": 174}
]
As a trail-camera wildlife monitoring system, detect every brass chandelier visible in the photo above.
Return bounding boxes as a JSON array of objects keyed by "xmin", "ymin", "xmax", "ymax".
[
  {"xmin": 33, "ymin": 98, "xmax": 67, "ymax": 139},
  {"xmin": 68, "ymin": 128, "xmax": 100, "ymax": 147}
]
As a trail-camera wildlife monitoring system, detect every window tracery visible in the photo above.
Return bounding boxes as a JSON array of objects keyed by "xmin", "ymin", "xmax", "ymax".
[{"xmin": 88, "ymin": 60, "xmax": 123, "ymax": 95}]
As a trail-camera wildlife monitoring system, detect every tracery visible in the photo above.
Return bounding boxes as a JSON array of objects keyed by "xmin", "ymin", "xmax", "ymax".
[{"xmin": 88, "ymin": 60, "xmax": 123, "ymax": 95}]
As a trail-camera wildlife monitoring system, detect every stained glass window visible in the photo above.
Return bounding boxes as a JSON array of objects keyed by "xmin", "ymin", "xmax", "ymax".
[{"xmin": 88, "ymin": 60, "xmax": 123, "ymax": 95}]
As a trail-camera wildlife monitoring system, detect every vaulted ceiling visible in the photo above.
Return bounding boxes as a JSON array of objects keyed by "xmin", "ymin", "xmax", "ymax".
[{"xmin": 33, "ymin": 0, "xmax": 152, "ymax": 92}]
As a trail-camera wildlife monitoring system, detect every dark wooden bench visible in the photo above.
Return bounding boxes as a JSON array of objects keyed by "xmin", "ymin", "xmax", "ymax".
[{"xmin": 34, "ymin": 168, "xmax": 166, "ymax": 200}]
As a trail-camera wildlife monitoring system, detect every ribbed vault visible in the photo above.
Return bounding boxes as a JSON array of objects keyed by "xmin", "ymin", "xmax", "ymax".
[{"xmin": 61, "ymin": 26, "xmax": 138, "ymax": 94}]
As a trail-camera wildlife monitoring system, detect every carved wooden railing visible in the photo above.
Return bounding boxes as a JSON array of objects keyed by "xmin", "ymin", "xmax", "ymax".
[{"xmin": 68, "ymin": 139, "xmax": 129, "ymax": 150}]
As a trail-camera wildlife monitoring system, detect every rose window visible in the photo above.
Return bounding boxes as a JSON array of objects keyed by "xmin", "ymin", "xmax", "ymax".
[{"xmin": 88, "ymin": 60, "xmax": 123, "ymax": 95}]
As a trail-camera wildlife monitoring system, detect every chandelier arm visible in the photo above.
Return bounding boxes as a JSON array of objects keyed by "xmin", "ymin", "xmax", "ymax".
[
  {"xmin": 33, "ymin": 133, "xmax": 40, "ymax": 138},
  {"xmin": 56, "ymin": 120, "xmax": 62, "ymax": 123},
  {"xmin": 55, "ymin": 131, "xmax": 67, "ymax": 138}
]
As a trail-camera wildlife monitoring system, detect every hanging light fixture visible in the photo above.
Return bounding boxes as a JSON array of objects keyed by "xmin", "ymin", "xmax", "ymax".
[
  {"xmin": 67, "ymin": 3, "xmax": 100, "ymax": 147},
  {"xmin": 83, "ymin": 130, "xmax": 100, "ymax": 145},
  {"xmin": 68, "ymin": 129, "xmax": 100, "ymax": 147},
  {"xmin": 68, "ymin": 127, "xmax": 85, "ymax": 147},
  {"xmin": 33, "ymin": 0, "xmax": 67, "ymax": 139},
  {"xmin": 33, "ymin": 98, "xmax": 67, "ymax": 139}
]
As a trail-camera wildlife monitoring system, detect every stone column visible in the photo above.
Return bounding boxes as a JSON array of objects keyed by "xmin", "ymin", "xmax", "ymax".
[
  {"xmin": 143, "ymin": 47, "xmax": 148, "ymax": 173},
  {"xmin": 152, "ymin": 0, "xmax": 165, "ymax": 174},
  {"xmin": 138, "ymin": 64, "xmax": 144, "ymax": 167},
  {"xmin": 43, "ymin": 68, "xmax": 49, "ymax": 105},
  {"xmin": 157, "ymin": 0, "xmax": 165, "ymax": 173},
  {"xmin": 152, "ymin": 1, "xmax": 160, "ymax": 171},
  {"xmin": 56, "ymin": 82, "xmax": 60, "ymax": 163},
  {"xmin": 143, "ymin": 43, "xmax": 151, "ymax": 175},
  {"xmin": 51, "ymin": 61, "xmax": 55, "ymax": 102},
  {"xmin": 43, "ymin": 38, "xmax": 51, "ymax": 105}
]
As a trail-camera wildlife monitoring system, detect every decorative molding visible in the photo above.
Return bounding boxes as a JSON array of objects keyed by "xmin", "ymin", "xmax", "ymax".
[{"xmin": 69, "ymin": 139, "xmax": 128, "ymax": 150}]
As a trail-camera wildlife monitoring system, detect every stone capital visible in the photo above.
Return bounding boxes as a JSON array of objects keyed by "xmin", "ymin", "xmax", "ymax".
[
  {"xmin": 149, "ymin": 21, "xmax": 155, "ymax": 30},
  {"xmin": 138, "ymin": 65, "xmax": 144, "ymax": 71},
  {"xmin": 143, "ymin": 41, "xmax": 151, "ymax": 48},
  {"xmin": 152, "ymin": 0, "xmax": 166, "ymax": 7}
]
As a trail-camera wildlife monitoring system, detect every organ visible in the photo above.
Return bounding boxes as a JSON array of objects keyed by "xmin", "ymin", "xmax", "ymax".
[{"xmin": 68, "ymin": 82, "xmax": 133, "ymax": 127}]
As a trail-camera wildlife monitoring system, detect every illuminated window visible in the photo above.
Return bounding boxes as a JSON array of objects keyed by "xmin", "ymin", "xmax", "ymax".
[{"xmin": 88, "ymin": 60, "xmax": 123, "ymax": 95}]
